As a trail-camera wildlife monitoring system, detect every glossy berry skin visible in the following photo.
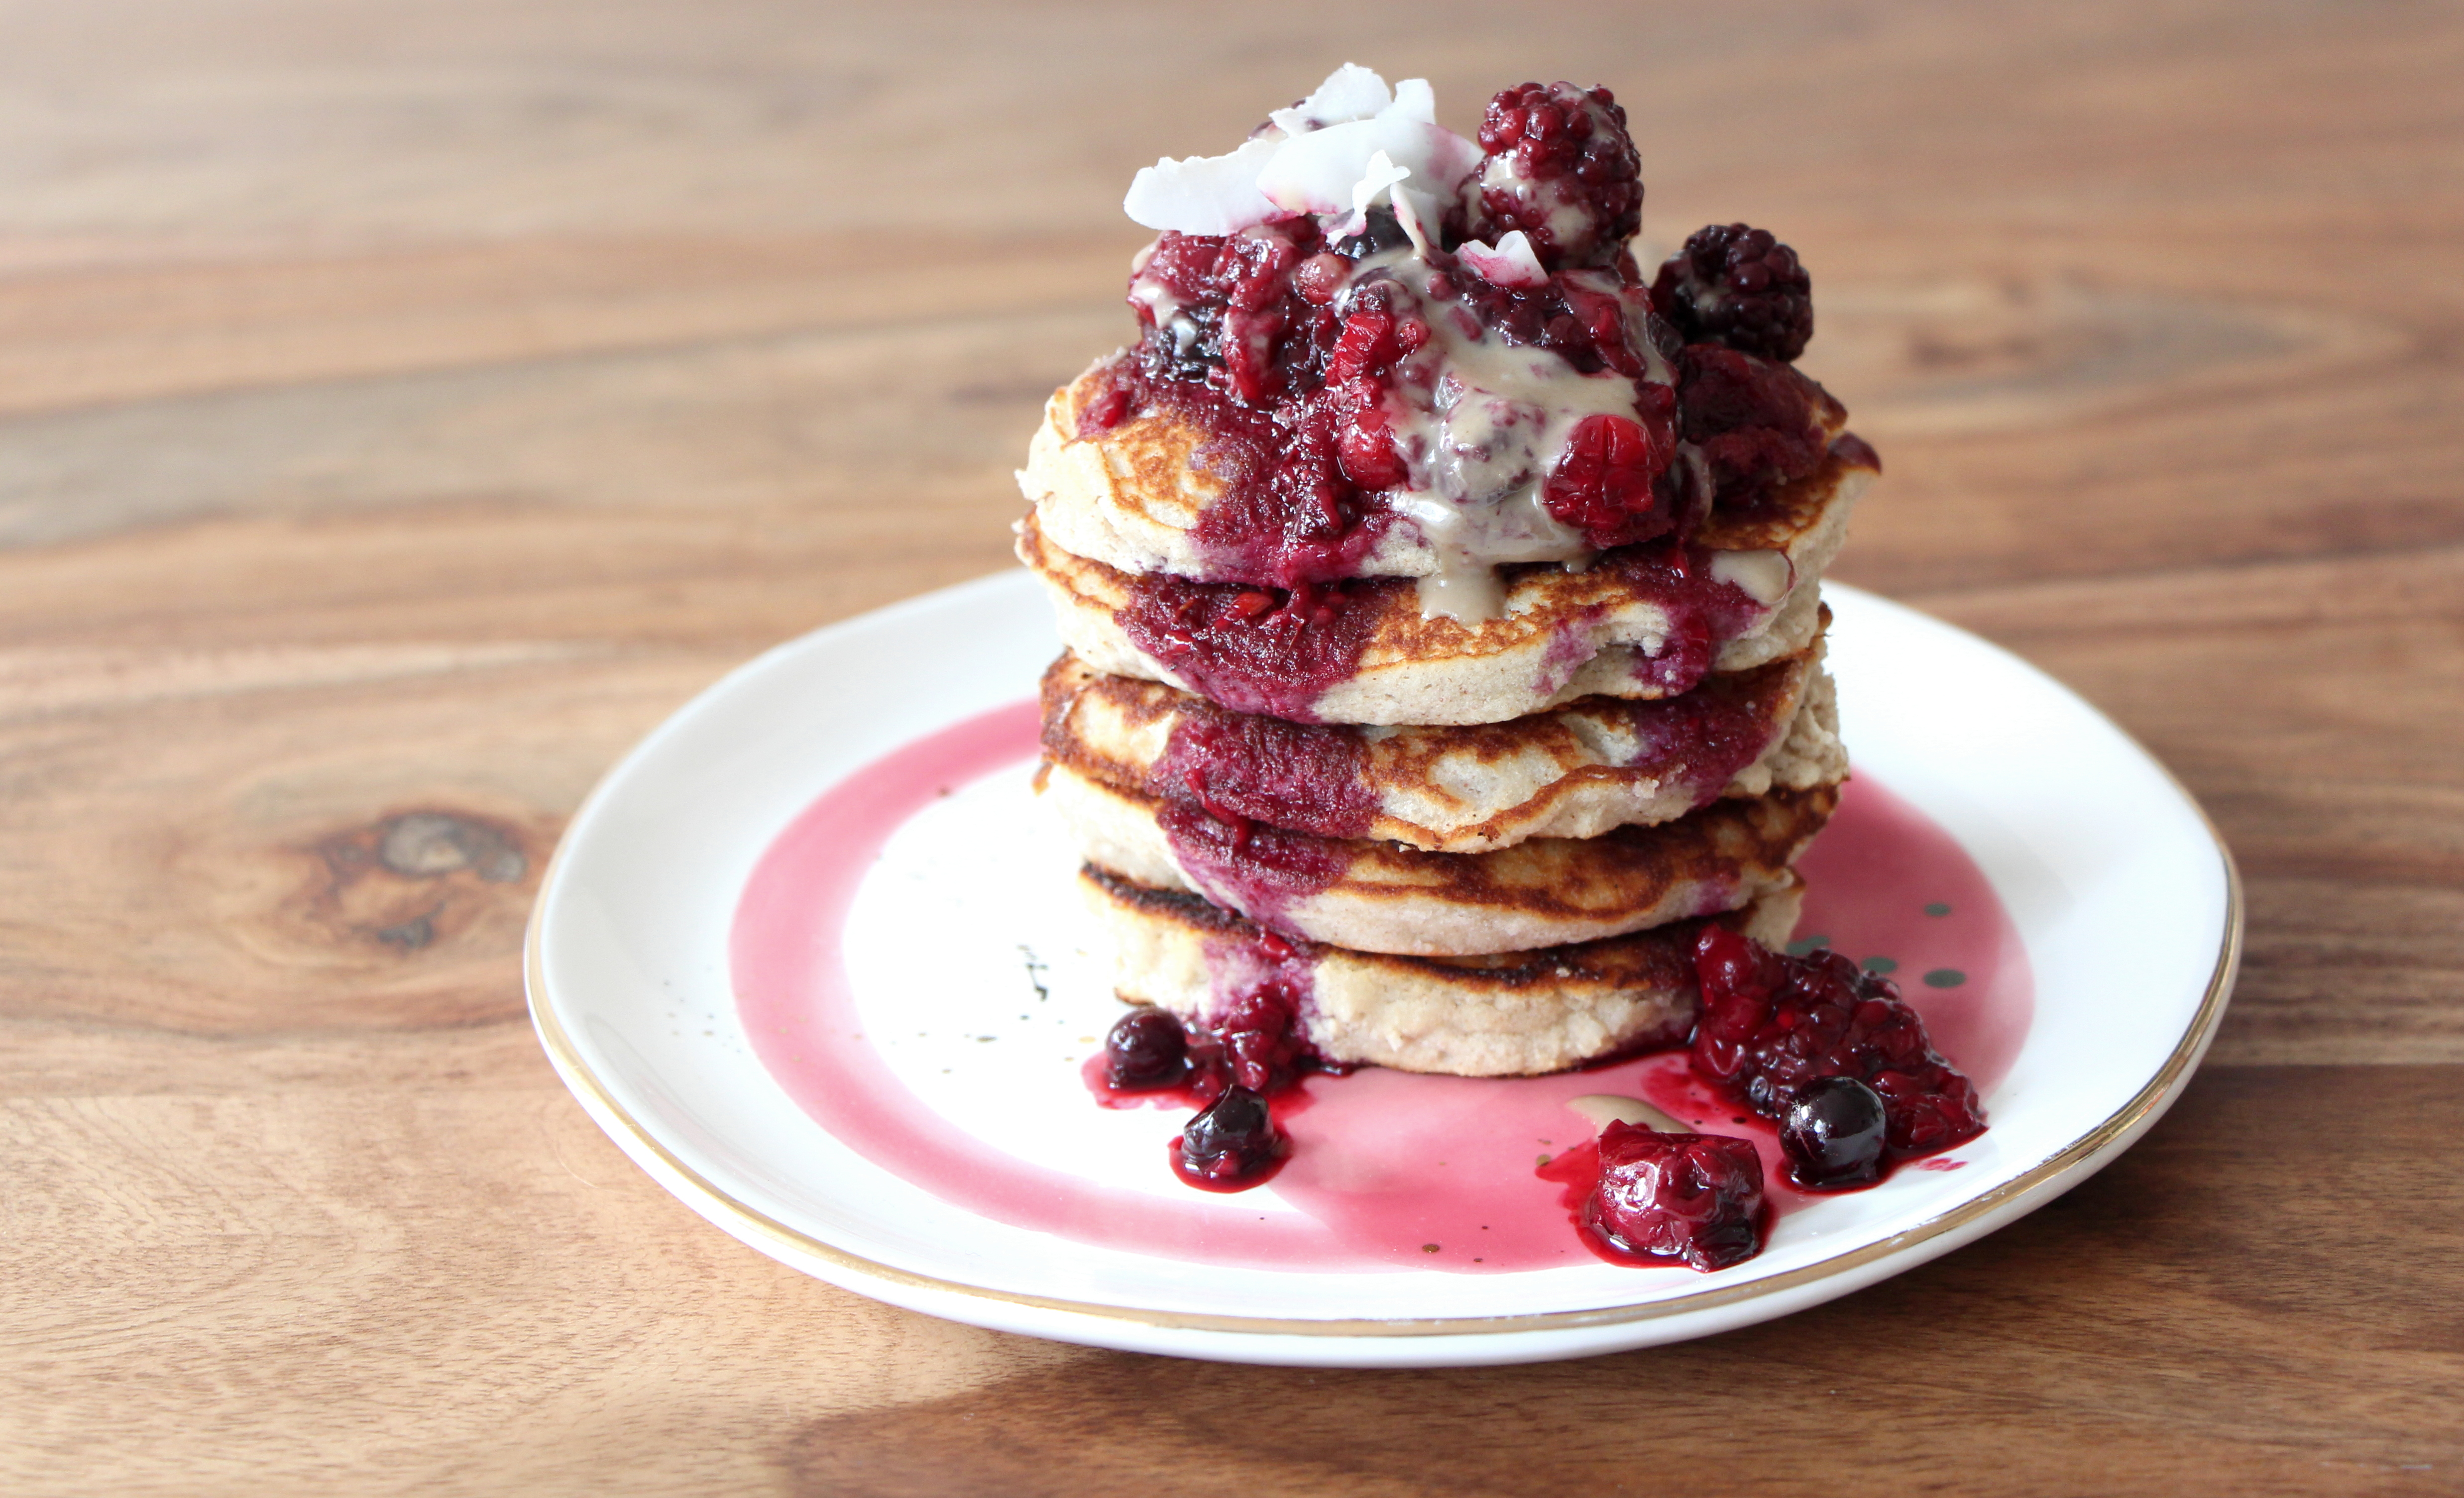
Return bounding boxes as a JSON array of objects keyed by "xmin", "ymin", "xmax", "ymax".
[
  {"xmin": 1104, "ymin": 1008, "xmax": 1188, "ymax": 1090},
  {"xmin": 1584, "ymin": 1122, "xmax": 1766, "ymax": 1272},
  {"xmin": 1475, "ymin": 83, "xmax": 1642, "ymax": 270},
  {"xmin": 1692, "ymin": 925, "xmax": 1986, "ymax": 1160},
  {"xmin": 1779, "ymin": 1075, "xmax": 1889, "ymax": 1190},
  {"xmin": 1652, "ymin": 223, "xmax": 1815, "ymax": 362},
  {"xmin": 1176, "ymin": 1085, "xmax": 1282, "ymax": 1184}
]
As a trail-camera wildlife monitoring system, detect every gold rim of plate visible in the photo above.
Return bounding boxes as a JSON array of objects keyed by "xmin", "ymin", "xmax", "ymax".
[{"xmin": 525, "ymin": 750, "xmax": 2242, "ymax": 1342}]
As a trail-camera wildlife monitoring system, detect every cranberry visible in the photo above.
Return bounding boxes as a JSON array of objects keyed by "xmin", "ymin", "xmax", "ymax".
[
  {"xmin": 1474, "ymin": 83, "xmax": 1642, "ymax": 270},
  {"xmin": 1691, "ymin": 927, "xmax": 1987, "ymax": 1162},
  {"xmin": 1584, "ymin": 1121, "xmax": 1766, "ymax": 1272},
  {"xmin": 1778, "ymin": 1075, "xmax": 1888, "ymax": 1190},
  {"xmin": 1653, "ymin": 223, "xmax": 1814, "ymax": 362},
  {"xmin": 1176, "ymin": 1085, "xmax": 1283, "ymax": 1185},
  {"xmin": 1104, "ymin": 1008, "xmax": 1188, "ymax": 1090}
]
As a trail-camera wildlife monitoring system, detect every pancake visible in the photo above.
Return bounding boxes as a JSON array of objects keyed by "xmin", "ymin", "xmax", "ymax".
[
  {"xmin": 1043, "ymin": 760, "xmax": 1837, "ymax": 957},
  {"xmin": 1021, "ymin": 359, "xmax": 1854, "ymax": 585},
  {"xmin": 1016, "ymin": 502, "xmax": 1845, "ymax": 726},
  {"xmin": 1083, "ymin": 863, "xmax": 1805, "ymax": 1077},
  {"xmin": 1040, "ymin": 640, "xmax": 1843, "ymax": 854}
]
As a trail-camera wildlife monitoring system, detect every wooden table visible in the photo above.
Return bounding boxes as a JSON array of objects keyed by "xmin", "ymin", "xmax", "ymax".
[{"xmin": 4, "ymin": 2, "xmax": 2458, "ymax": 1491}]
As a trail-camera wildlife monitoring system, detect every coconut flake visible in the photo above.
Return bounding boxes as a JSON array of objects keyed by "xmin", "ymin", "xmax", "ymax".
[
  {"xmin": 1122, "ymin": 135, "xmax": 1282, "ymax": 234},
  {"xmin": 1124, "ymin": 69, "xmax": 1479, "ymax": 252},
  {"xmin": 1385, "ymin": 77, "xmax": 1437, "ymax": 124},
  {"xmin": 1350, "ymin": 150, "xmax": 1413, "ymax": 215},
  {"xmin": 1457, "ymin": 230, "xmax": 1548, "ymax": 289},
  {"xmin": 1259, "ymin": 116, "xmax": 1481, "ymax": 218},
  {"xmin": 1389, "ymin": 187, "xmax": 1441, "ymax": 258},
  {"xmin": 1267, "ymin": 63, "xmax": 1394, "ymax": 135}
]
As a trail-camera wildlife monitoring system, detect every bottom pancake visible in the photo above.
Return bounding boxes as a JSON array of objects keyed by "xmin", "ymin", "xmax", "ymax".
[{"xmin": 1083, "ymin": 863, "xmax": 1804, "ymax": 1078}]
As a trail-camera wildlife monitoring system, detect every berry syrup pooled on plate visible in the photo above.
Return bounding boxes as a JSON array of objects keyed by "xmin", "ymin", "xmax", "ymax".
[{"xmin": 1035, "ymin": 64, "xmax": 1973, "ymax": 1270}]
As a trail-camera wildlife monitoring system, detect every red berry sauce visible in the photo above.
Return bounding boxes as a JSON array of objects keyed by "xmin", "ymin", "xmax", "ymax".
[
  {"xmin": 1148, "ymin": 695, "xmax": 1380, "ymax": 840},
  {"xmin": 1691, "ymin": 925, "xmax": 1988, "ymax": 1170},
  {"xmin": 1115, "ymin": 571, "xmax": 1391, "ymax": 722}
]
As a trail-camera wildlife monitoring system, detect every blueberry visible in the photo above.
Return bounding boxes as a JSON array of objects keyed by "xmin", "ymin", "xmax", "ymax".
[
  {"xmin": 1104, "ymin": 1008, "xmax": 1187, "ymax": 1090},
  {"xmin": 1779, "ymin": 1076, "xmax": 1888, "ymax": 1190},
  {"xmin": 1178, "ymin": 1085, "xmax": 1281, "ymax": 1182}
]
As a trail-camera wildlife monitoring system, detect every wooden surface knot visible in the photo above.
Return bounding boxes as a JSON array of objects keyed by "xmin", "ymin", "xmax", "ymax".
[{"xmin": 307, "ymin": 809, "xmax": 541, "ymax": 957}]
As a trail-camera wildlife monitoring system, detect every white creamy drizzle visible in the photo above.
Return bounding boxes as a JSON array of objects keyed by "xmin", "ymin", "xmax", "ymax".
[
  {"xmin": 1709, "ymin": 548, "xmax": 1792, "ymax": 607},
  {"xmin": 1339, "ymin": 248, "xmax": 1665, "ymax": 622}
]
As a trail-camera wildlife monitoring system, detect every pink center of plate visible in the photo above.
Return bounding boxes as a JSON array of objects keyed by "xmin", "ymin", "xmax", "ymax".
[{"xmin": 730, "ymin": 700, "xmax": 2032, "ymax": 1273}]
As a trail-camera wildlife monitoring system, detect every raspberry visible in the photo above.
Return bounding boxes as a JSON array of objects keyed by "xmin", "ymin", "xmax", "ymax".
[
  {"xmin": 1336, "ymin": 398, "xmax": 1407, "ymax": 491},
  {"xmin": 1541, "ymin": 402, "xmax": 1677, "ymax": 548},
  {"xmin": 1584, "ymin": 1122, "xmax": 1767, "ymax": 1272},
  {"xmin": 1653, "ymin": 223, "xmax": 1815, "ymax": 362},
  {"xmin": 1474, "ymin": 83, "xmax": 1642, "ymax": 271},
  {"xmin": 1691, "ymin": 926, "xmax": 1986, "ymax": 1159}
]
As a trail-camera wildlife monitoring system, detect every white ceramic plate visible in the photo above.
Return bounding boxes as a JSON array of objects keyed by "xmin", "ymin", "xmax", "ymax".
[{"xmin": 526, "ymin": 572, "xmax": 2239, "ymax": 1368}]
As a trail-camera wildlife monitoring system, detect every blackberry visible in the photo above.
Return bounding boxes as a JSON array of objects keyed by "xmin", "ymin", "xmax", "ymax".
[
  {"xmin": 1474, "ymin": 83, "xmax": 1642, "ymax": 271},
  {"xmin": 1653, "ymin": 223, "xmax": 1815, "ymax": 362},
  {"xmin": 1676, "ymin": 343, "xmax": 1830, "ymax": 507},
  {"xmin": 1126, "ymin": 225, "xmax": 1319, "ymax": 404}
]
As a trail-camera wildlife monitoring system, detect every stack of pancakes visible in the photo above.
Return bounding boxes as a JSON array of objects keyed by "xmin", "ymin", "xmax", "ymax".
[{"xmin": 1021, "ymin": 367, "xmax": 1872, "ymax": 1077}]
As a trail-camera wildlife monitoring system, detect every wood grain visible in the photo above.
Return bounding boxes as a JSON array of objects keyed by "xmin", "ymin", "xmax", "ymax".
[{"xmin": 1, "ymin": 0, "xmax": 2458, "ymax": 1491}]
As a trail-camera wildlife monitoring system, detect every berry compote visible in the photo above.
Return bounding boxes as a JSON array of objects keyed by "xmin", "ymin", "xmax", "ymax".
[
  {"xmin": 1090, "ymin": 954, "xmax": 1351, "ymax": 1193},
  {"xmin": 1077, "ymin": 80, "xmax": 1863, "ymax": 707},
  {"xmin": 1691, "ymin": 926, "xmax": 1987, "ymax": 1176}
]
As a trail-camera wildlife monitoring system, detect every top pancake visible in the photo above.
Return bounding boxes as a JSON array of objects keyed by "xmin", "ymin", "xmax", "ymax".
[
  {"xmin": 1020, "ymin": 359, "xmax": 1857, "ymax": 584},
  {"xmin": 1016, "ymin": 463, "xmax": 1857, "ymax": 726}
]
